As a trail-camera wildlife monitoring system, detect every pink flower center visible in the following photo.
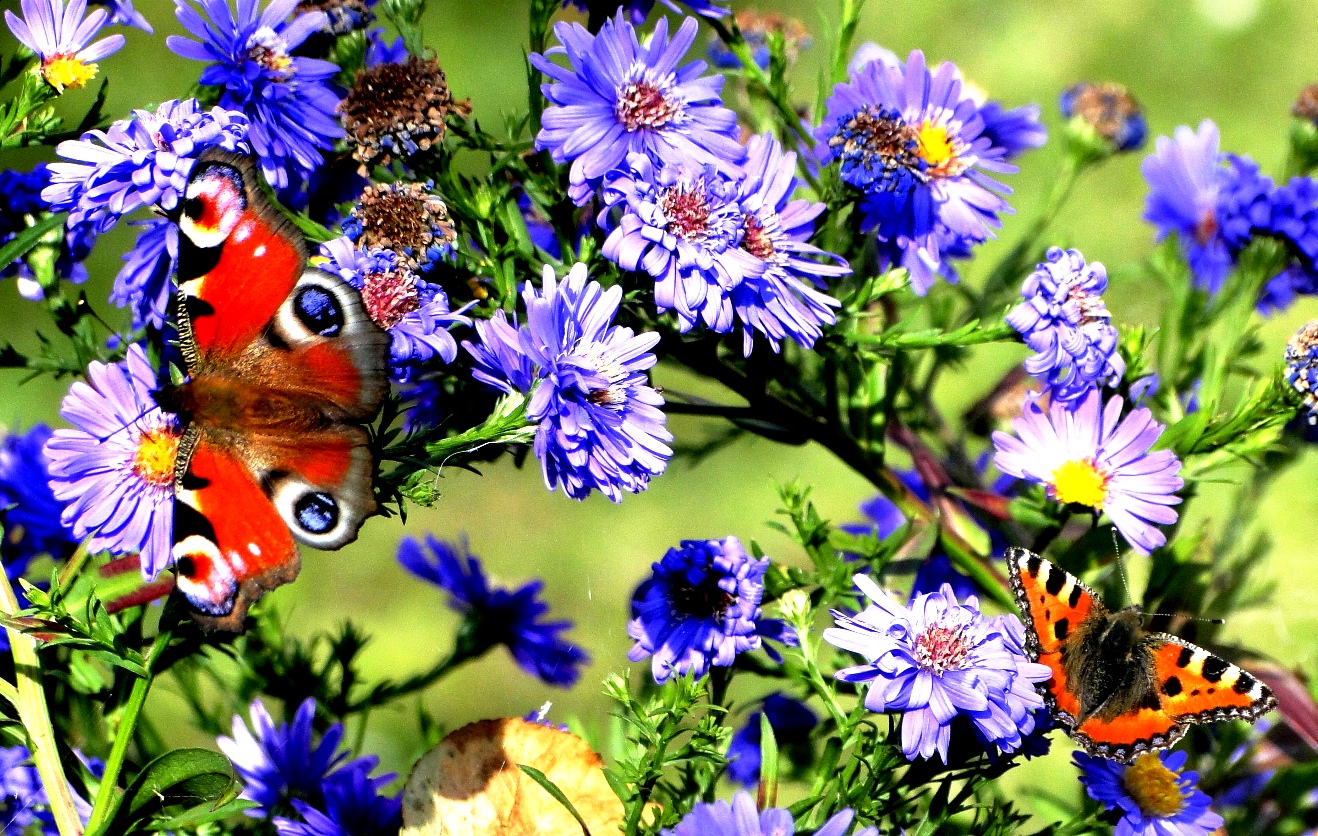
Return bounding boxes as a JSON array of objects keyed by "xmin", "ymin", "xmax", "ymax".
[
  {"xmin": 246, "ymin": 27, "xmax": 293, "ymax": 79},
  {"xmin": 361, "ymin": 268, "xmax": 420, "ymax": 329},
  {"xmin": 914, "ymin": 623, "xmax": 971, "ymax": 674},
  {"xmin": 661, "ymin": 186, "xmax": 711, "ymax": 241},
  {"xmin": 1194, "ymin": 208, "xmax": 1219, "ymax": 246},
  {"xmin": 1066, "ymin": 283, "xmax": 1111, "ymax": 326},
  {"xmin": 614, "ymin": 72, "xmax": 683, "ymax": 132}
]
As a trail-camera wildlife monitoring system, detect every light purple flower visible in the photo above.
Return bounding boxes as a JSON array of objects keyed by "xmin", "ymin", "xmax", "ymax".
[
  {"xmin": 992, "ymin": 389, "xmax": 1183, "ymax": 555},
  {"xmin": 4, "ymin": 0, "xmax": 125, "ymax": 91},
  {"xmin": 43, "ymin": 344, "xmax": 180, "ymax": 578},
  {"xmin": 532, "ymin": 14, "xmax": 743, "ymax": 205},
  {"xmin": 663, "ymin": 791, "xmax": 875, "ymax": 836},
  {"xmin": 111, "ymin": 218, "xmax": 178, "ymax": 329}
]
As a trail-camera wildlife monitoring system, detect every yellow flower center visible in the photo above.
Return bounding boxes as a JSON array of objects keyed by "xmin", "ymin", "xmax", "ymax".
[
  {"xmin": 916, "ymin": 122, "xmax": 955, "ymax": 167},
  {"xmin": 1050, "ymin": 458, "xmax": 1109, "ymax": 509},
  {"xmin": 1121, "ymin": 753, "xmax": 1187, "ymax": 818},
  {"xmin": 131, "ymin": 425, "xmax": 181, "ymax": 488},
  {"xmin": 42, "ymin": 55, "xmax": 97, "ymax": 92}
]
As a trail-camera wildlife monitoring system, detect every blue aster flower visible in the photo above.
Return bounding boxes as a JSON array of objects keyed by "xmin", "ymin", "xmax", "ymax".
[
  {"xmin": 43, "ymin": 98, "xmax": 249, "ymax": 234},
  {"xmin": 110, "ymin": 218, "xmax": 177, "ymax": 329},
  {"xmin": 167, "ymin": 0, "xmax": 344, "ymax": 189},
  {"xmin": 398, "ymin": 534, "xmax": 589, "ymax": 687},
  {"xmin": 317, "ymin": 237, "xmax": 469, "ymax": 383},
  {"xmin": 274, "ymin": 758, "xmax": 400, "ymax": 836},
  {"xmin": 4, "ymin": 0, "xmax": 125, "ymax": 92},
  {"xmin": 824, "ymin": 575, "xmax": 1051, "ymax": 763},
  {"xmin": 627, "ymin": 536, "xmax": 795, "ymax": 684},
  {"xmin": 725, "ymin": 693, "xmax": 817, "ymax": 786},
  {"xmin": 977, "ymin": 101, "xmax": 1047, "ymax": 160},
  {"xmin": 532, "ymin": 14, "xmax": 743, "ymax": 205},
  {"xmin": 664, "ymin": 791, "xmax": 875, "ymax": 836},
  {"xmin": 732, "ymin": 133, "xmax": 847, "ymax": 355},
  {"xmin": 1258, "ymin": 175, "xmax": 1318, "ymax": 312},
  {"xmin": 600, "ymin": 152, "xmax": 756, "ymax": 334},
  {"xmin": 217, "ymin": 698, "xmax": 353, "ymax": 816},
  {"xmin": 562, "ymin": 0, "xmax": 727, "ymax": 26},
  {"xmin": 816, "ymin": 50, "xmax": 1016, "ymax": 294},
  {"xmin": 465, "ymin": 263, "xmax": 672, "ymax": 502},
  {"xmin": 1005, "ymin": 247, "xmax": 1125, "ymax": 405},
  {"xmin": 43, "ymin": 344, "xmax": 180, "ymax": 579},
  {"xmin": 0, "ymin": 424, "xmax": 77, "ymax": 572},
  {"xmin": 0, "ymin": 746, "xmax": 52, "ymax": 836},
  {"xmin": 1075, "ymin": 750, "xmax": 1224, "ymax": 836}
]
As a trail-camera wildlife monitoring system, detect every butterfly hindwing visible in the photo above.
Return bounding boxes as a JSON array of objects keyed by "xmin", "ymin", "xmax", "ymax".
[{"xmin": 1148, "ymin": 635, "xmax": 1275, "ymax": 724}]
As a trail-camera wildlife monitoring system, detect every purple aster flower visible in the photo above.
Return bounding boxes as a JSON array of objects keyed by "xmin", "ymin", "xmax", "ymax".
[
  {"xmin": 0, "ymin": 425, "xmax": 77, "ymax": 571},
  {"xmin": 43, "ymin": 98, "xmax": 249, "ymax": 234},
  {"xmin": 824, "ymin": 575, "xmax": 1051, "ymax": 763},
  {"xmin": 217, "ymin": 698, "xmax": 352, "ymax": 816},
  {"xmin": 465, "ymin": 263, "xmax": 672, "ymax": 502},
  {"xmin": 110, "ymin": 218, "xmax": 177, "ymax": 329},
  {"xmin": 977, "ymin": 101, "xmax": 1047, "ymax": 160},
  {"xmin": 317, "ymin": 237, "xmax": 469, "ymax": 383},
  {"xmin": 1005, "ymin": 247, "xmax": 1125, "ymax": 405},
  {"xmin": 600, "ymin": 152, "xmax": 756, "ymax": 333},
  {"xmin": 992, "ymin": 389, "xmax": 1183, "ymax": 555},
  {"xmin": 532, "ymin": 14, "xmax": 743, "ymax": 205},
  {"xmin": 563, "ymin": 0, "xmax": 727, "ymax": 27},
  {"xmin": 275, "ymin": 758, "xmax": 400, "ymax": 836},
  {"xmin": 4, "ymin": 0, "xmax": 125, "ymax": 92},
  {"xmin": 732, "ymin": 132, "xmax": 847, "ymax": 355},
  {"xmin": 1075, "ymin": 750, "xmax": 1224, "ymax": 836},
  {"xmin": 91, "ymin": 0, "xmax": 151, "ymax": 31},
  {"xmin": 0, "ymin": 746, "xmax": 50, "ymax": 836},
  {"xmin": 43, "ymin": 344, "xmax": 180, "ymax": 579},
  {"xmin": 725, "ymin": 693, "xmax": 817, "ymax": 786},
  {"xmin": 1060, "ymin": 82, "xmax": 1146, "ymax": 152},
  {"xmin": 167, "ymin": 0, "xmax": 345, "ymax": 189},
  {"xmin": 815, "ymin": 50, "xmax": 1016, "ymax": 294},
  {"xmin": 627, "ymin": 536, "xmax": 795, "ymax": 684},
  {"xmin": 663, "ymin": 790, "xmax": 874, "ymax": 836},
  {"xmin": 398, "ymin": 534, "xmax": 589, "ymax": 687}
]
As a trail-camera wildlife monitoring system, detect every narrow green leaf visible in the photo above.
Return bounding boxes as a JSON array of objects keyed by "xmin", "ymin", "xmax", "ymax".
[
  {"xmin": 101, "ymin": 748, "xmax": 240, "ymax": 836},
  {"xmin": 0, "ymin": 214, "xmax": 64, "ymax": 274},
  {"xmin": 516, "ymin": 763, "xmax": 591, "ymax": 836},
  {"xmin": 756, "ymin": 710, "xmax": 779, "ymax": 810}
]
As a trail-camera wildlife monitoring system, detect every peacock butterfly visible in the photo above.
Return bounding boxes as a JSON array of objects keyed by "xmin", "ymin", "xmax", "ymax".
[
  {"xmin": 1006, "ymin": 547, "xmax": 1275, "ymax": 762},
  {"xmin": 158, "ymin": 150, "xmax": 389, "ymax": 631}
]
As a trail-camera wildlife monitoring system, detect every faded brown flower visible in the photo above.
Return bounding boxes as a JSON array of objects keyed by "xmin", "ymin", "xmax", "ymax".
[{"xmin": 339, "ymin": 55, "xmax": 471, "ymax": 171}]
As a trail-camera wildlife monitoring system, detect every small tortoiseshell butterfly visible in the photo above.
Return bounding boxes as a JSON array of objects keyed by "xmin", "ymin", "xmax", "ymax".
[
  {"xmin": 157, "ymin": 150, "xmax": 389, "ymax": 631},
  {"xmin": 1006, "ymin": 547, "xmax": 1275, "ymax": 762}
]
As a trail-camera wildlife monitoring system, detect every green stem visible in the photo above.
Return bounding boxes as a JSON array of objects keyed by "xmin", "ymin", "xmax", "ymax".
[
  {"xmin": 0, "ymin": 570, "xmax": 82, "ymax": 836},
  {"xmin": 978, "ymin": 154, "xmax": 1083, "ymax": 305}
]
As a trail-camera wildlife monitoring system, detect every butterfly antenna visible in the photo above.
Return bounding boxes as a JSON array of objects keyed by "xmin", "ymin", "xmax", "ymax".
[
  {"xmin": 1112, "ymin": 530, "xmax": 1227, "ymax": 625},
  {"xmin": 1110, "ymin": 528, "xmax": 1134, "ymax": 606},
  {"xmin": 94, "ymin": 405, "xmax": 158, "ymax": 444}
]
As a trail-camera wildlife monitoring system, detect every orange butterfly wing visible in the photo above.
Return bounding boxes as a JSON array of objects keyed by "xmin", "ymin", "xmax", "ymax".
[{"xmin": 1006, "ymin": 547, "xmax": 1096, "ymax": 721}]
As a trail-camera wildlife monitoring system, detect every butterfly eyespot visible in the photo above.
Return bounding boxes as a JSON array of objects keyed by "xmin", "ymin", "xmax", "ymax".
[
  {"xmin": 183, "ymin": 196, "xmax": 205, "ymax": 221},
  {"xmin": 293, "ymin": 286, "xmax": 344, "ymax": 337},
  {"xmin": 173, "ymin": 534, "xmax": 238, "ymax": 616},
  {"xmin": 294, "ymin": 491, "xmax": 339, "ymax": 534}
]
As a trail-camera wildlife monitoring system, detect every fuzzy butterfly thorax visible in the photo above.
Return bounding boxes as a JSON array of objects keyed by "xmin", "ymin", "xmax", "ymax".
[
  {"xmin": 165, "ymin": 149, "xmax": 389, "ymax": 631},
  {"xmin": 1006, "ymin": 547, "xmax": 1275, "ymax": 763}
]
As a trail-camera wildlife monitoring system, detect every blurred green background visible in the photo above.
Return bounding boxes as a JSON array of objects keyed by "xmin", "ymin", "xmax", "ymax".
[{"xmin": 3, "ymin": 0, "xmax": 1318, "ymax": 815}]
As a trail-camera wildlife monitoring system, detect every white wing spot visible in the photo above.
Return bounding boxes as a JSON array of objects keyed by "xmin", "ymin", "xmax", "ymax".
[
  {"xmin": 234, "ymin": 221, "xmax": 255, "ymax": 242},
  {"xmin": 248, "ymin": 542, "xmax": 261, "ymax": 557},
  {"xmin": 252, "ymin": 244, "xmax": 266, "ymax": 258}
]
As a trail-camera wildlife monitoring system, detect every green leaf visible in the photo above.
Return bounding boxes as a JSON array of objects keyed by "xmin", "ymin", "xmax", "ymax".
[
  {"xmin": 147, "ymin": 797, "xmax": 257, "ymax": 831},
  {"xmin": 0, "ymin": 213, "xmax": 64, "ymax": 274},
  {"xmin": 516, "ymin": 763, "xmax": 591, "ymax": 836},
  {"xmin": 101, "ymin": 748, "xmax": 241, "ymax": 836},
  {"xmin": 756, "ymin": 710, "xmax": 779, "ymax": 810}
]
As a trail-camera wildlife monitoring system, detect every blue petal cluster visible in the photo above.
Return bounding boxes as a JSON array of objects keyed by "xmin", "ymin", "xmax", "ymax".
[
  {"xmin": 398, "ymin": 534, "xmax": 589, "ymax": 687},
  {"xmin": 275, "ymin": 759, "xmax": 401, "ymax": 836},
  {"xmin": 0, "ymin": 424, "xmax": 77, "ymax": 572},
  {"xmin": 465, "ymin": 263, "xmax": 672, "ymax": 502},
  {"xmin": 0, "ymin": 746, "xmax": 54, "ymax": 836},
  {"xmin": 725, "ymin": 693, "xmax": 817, "ymax": 786},
  {"xmin": 111, "ymin": 218, "xmax": 178, "ymax": 329},
  {"xmin": 824, "ymin": 575, "xmax": 1051, "ymax": 762},
  {"xmin": 664, "ymin": 791, "xmax": 875, "ymax": 836},
  {"xmin": 1005, "ymin": 247, "xmax": 1125, "ymax": 405},
  {"xmin": 0, "ymin": 165, "xmax": 96, "ymax": 300},
  {"xmin": 167, "ymin": 0, "xmax": 344, "ymax": 189},
  {"xmin": 1075, "ymin": 750, "xmax": 1224, "ymax": 836},
  {"xmin": 627, "ymin": 536, "xmax": 795, "ymax": 683}
]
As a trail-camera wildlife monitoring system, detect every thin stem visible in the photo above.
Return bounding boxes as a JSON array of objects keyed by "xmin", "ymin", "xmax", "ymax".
[{"xmin": 0, "ymin": 571, "xmax": 82, "ymax": 836}]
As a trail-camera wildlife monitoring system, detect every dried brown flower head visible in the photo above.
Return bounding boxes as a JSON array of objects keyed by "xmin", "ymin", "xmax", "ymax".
[
  {"xmin": 347, "ymin": 181, "xmax": 457, "ymax": 270},
  {"xmin": 1293, "ymin": 84, "xmax": 1318, "ymax": 123},
  {"xmin": 339, "ymin": 55, "xmax": 471, "ymax": 171}
]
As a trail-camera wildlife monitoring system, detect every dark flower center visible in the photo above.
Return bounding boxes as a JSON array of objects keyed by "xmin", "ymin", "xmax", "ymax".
[
  {"xmin": 339, "ymin": 56, "xmax": 471, "ymax": 168},
  {"xmin": 914, "ymin": 623, "xmax": 971, "ymax": 675},
  {"xmin": 661, "ymin": 186, "xmax": 711, "ymax": 241},
  {"xmin": 350, "ymin": 183, "xmax": 456, "ymax": 270},
  {"xmin": 361, "ymin": 267, "xmax": 421, "ymax": 329},
  {"xmin": 829, "ymin": 105, "xmax": 925, "ymax": 189},
  {"xmin": 741, "ymin": 215, "xmax": 776, "ymax": 260},
  {"xmin": 670, "ymin": 573, "xmax": 734, "ymax": 619},
  {"xmin": 614, "ymin": 74, "xmax": 683, "ymax": 132}
]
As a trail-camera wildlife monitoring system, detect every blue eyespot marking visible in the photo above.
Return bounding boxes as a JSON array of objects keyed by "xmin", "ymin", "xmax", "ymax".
[
  {"xmin": 294, "ymin": 286, "xmax": 344, "ymax": 337},
  {"xmin": 295, "ymin": 491, "xmax": 339, "ymax": 534}
]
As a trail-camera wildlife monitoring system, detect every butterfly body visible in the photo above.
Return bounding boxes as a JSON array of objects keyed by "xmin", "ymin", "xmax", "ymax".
[
  {"xmin": 165, "ymin": 150, "xmax": 388, "ymax": 631},
  {"xmin": 1006, "ymin": 547, "xmax": 1274, "ymax": 762}
]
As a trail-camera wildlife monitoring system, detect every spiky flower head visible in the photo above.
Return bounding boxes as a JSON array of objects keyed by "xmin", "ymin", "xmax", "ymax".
[
  {"xmin": 341, "ymin": 181, "xmax": 457, "ymax": 272},
  {"xmin": 339, "ymin": 54, "xmax": 468, "ymax": 171}
]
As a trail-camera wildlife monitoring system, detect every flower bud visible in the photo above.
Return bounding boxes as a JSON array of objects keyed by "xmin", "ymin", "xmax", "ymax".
[
  {"xmin": 1059, "ymin": 81, "xmax": 1147, "ymax": 161},
  {"xmin": 776, "ymin": 588, "xmax": 811, "ymax": 625}
]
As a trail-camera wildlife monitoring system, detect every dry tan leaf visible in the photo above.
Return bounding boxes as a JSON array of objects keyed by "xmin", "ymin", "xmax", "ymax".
[{"xmin": 401, "ymin": 717, "xmax": 624, "ymax": 836}]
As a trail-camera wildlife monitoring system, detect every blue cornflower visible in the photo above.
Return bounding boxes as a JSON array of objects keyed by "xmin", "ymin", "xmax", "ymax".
[
  {"xmin": 705, "ymin": 10, "xmax": 809, "ymax": 71},
  {"xmin": 317, "ymin": 237, "xmax": 469, "ymax": 383},
  {"xmin": 824, "ymin": 575, "xmax": 1051, "ymax": 763},
  {"xmin": 732, "ymin": 133, "xmax": 847, "ymax": 355},
  {"xmin": 167, "ymin": 0, "xmax": 344, "ymax": 189},
  {"xmin": 725, "ymin": 694, "xmax": 817, "ymax": 786},
  {"xmin": 562, "ymin": 0, "xmax": 727, "ymax": 26},
  {"xmin": 532, "ymin": 14, "xmax": 743, "ymax": 205},
  {"xmin": 664, "ymin": 791, "xmax": 875, "ymax": 836},
  {"xmin": 1075, "ymin": 751, "xmax": 1224, "ymax": 836},
  {"xmin": 465, "ymin": 263, "xmax": 672, "ymax": 502},
  {"xmin": 43, "ymin": 344, "xmax": 180, "ymax": 579},
  {"xmin": 44, "ymin": 98, "xmax": 249, "ymax": 234},
  {"xmin": 0, "ymin": 746, "xmax": 49, "ymax": 836},
  {"xmin": 4, "ymin": 0, "xmax": 124, "ymax": 92},
  {"xmin": 627, "ymin": 536, "xmax": 795, "ymax": 684},
  {"xmin": 0, "ymin": 425, "xmax": 77, "ymax": 572},
  {"xmin": 398, "ymin": 534, "xmax": 589, "ymax": 687},
  {"xmin": 1005, "ymin": 247, "xmax": 1125, "ymax": 405},
  {"xmin": 111, "ymin": 218, "xmax": 177, "ymax": 329},
  {"xmin": 217, "ymin": 699, "xmax": 352, "ymax": 816},
  {"xmin": 600, "ymin": 152, "xmax": 755, "ymax": 334},
  {"xmin": 816, "ymin": 50, "xmax": 1015, "ymax": 294},
  {"xmin": 1060, "ymin": 82, "xmax": 1146, "ymax": 152},
  {"xmin": 275, "ymin": 759, "xmax": 401, "ymax": 836}
]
